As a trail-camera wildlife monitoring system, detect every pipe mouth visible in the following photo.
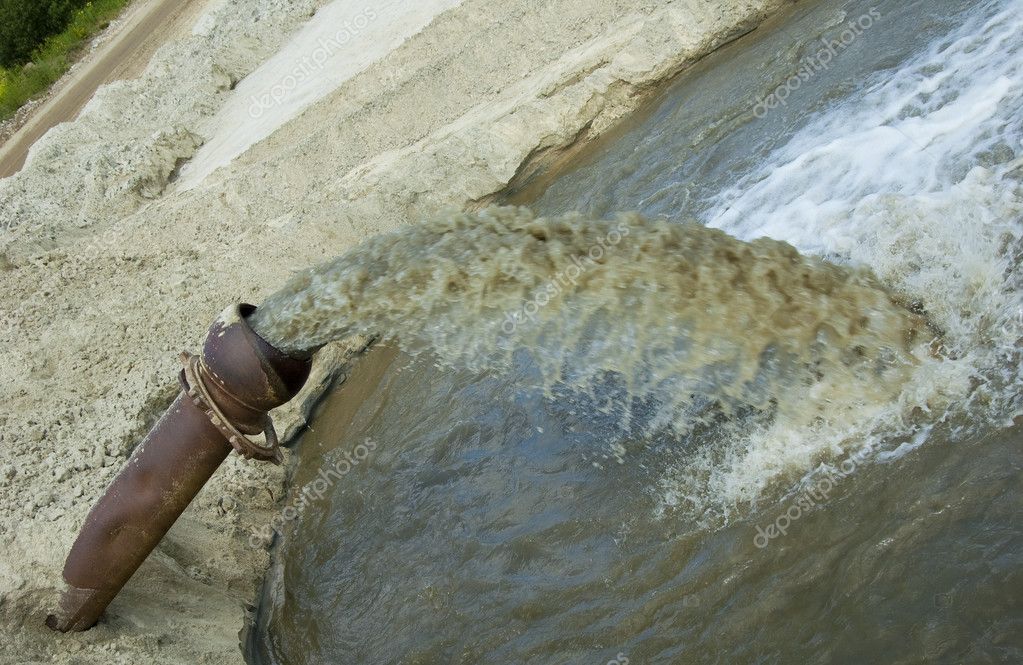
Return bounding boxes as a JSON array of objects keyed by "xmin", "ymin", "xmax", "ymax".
[
  {"xmin": 239, "ymin": 303, "xmax": 317, "ymax": 361},
  {"xmin": 202, "ymin": 304, "xmax": 313, "ymax": 412},
  {"xmin": 185, "ymin": 303, "xmax": 315, "ymax": 462}
]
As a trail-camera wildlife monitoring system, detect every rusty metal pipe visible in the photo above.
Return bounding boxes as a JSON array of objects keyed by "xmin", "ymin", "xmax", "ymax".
[{"xmin": 47, "ymin": 304, "xmax": 311, "ymax": 632}]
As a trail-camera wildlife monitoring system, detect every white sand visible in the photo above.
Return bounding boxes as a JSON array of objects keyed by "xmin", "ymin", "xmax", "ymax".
[{"xmin": 177, "ymin": 0, "xmax": 467, "ymax": 189}]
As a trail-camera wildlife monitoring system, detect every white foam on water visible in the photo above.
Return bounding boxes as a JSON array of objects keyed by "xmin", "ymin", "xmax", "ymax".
[
  {"xmin": 708, "ymin": 0, "xmax": 1022, "ymax": 346},
  {"xmin": 661, "ymin": 0, "xmax": 1023, "ymax": 515},
  {"xmin": 176, "ymin": 0, "xmax": 464, "ymax": 189}
]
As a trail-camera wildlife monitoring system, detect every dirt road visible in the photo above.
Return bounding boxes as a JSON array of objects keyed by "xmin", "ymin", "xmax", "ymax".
[{"xmin": 0, "ymin": 0, "xmax": 208, "ymax": 179}]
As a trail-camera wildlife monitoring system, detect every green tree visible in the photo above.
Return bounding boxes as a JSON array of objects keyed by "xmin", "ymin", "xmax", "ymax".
[{"xmin": 0, "ymin": 0, "xmax": 89, "ymax": 67}]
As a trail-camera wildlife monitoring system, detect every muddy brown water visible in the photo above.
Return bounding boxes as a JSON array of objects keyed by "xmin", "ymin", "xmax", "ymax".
[
  {"xmin": 247, "ymin": 0, "xmax": 1023, "ymax": 662},
  {"xmin": 252, "ymin": 346, "xmax": 1021, "ymax": 664}
]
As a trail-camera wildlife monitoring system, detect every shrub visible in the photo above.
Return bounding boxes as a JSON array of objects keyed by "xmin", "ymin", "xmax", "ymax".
[
  {"xmin": 0, "ymin": 0, "xmax": 130, "ymax": 121},
  {"xmin": 0, "ymin": 0, "xmax": 93, "ymax": 68}
]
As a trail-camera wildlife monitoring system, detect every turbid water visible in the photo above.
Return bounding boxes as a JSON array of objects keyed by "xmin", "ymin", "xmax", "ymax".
[
  {"xmin": 248, "ymin": 0, "xmax": 1023, "ymax": 662},
  {"xmin": 252, "ymin": 209, "xmax": 931, "ymax": 477}
]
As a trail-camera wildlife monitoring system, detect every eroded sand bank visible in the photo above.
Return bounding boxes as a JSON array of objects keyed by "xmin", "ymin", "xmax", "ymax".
[{"xmin": 0, "ymin": 0, "xmax": 789, "ymax": 661}]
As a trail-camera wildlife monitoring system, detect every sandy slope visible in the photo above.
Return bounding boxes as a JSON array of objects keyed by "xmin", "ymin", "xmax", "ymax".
[{"xmin": 0, "ymin": 0, "xmax": 789, "ymax": 661}]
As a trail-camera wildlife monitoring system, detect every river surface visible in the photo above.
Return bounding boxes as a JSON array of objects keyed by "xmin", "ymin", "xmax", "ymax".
[{"xmin": 248, "ymin": 0, "xmax": 1023, "ymax": 662}]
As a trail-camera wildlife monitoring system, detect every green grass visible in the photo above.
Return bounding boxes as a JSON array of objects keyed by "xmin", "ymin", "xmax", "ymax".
[{"xmin": 0, "ymin": 0, "xmax": 133, "ymax": 122}]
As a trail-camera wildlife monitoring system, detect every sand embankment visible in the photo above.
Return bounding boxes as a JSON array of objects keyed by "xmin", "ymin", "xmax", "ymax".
[
  {"xmin": 0, "ymin": 0, "xmax": 789, "ymax": 661},
  {"xmin": 0, "ymin": 0, "xmax": 215, "ymax": 178}
]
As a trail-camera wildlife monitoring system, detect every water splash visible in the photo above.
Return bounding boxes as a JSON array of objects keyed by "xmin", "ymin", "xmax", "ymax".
[{"xmin": 252, "ymin": 208, "xmax": 935, "ymax": 507}]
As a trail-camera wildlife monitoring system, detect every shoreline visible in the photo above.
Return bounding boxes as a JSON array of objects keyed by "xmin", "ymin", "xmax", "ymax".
[{"xmin": 0, "ymin": 0, "xmax": 793, "ymax": 662}]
